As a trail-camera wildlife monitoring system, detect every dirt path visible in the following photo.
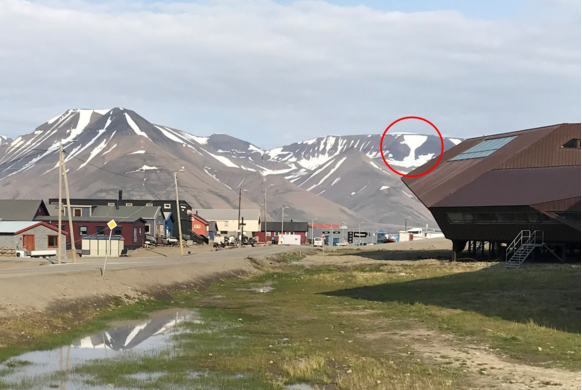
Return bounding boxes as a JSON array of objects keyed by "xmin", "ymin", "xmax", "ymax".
[
  {"xmin": 363, "ymin": 328, "xmax": 580, "ymax": 390},
  {"xmin": 0, "ymin": 255, "xmax": 254, "ymax": 318}
]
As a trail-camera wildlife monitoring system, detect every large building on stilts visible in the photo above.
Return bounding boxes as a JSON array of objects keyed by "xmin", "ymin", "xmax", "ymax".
[{"xmin": 402, "ymin": 123, "xmax": 580, "ymax": 266}]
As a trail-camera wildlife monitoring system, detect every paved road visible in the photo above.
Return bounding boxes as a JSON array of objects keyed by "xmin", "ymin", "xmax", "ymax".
[{"xmin": 0, "ymin": 245, "xmax": 298, "ymax": 279}]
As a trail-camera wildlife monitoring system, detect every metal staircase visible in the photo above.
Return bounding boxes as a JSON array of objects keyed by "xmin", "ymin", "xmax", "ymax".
[{"xmin": 505, "ymin": 230, "xmax": 544, "ymax": 268}]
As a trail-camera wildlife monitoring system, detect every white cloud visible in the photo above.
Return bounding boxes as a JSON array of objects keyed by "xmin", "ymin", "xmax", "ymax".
[{"xmin": 0, "ymin": 0, "xmax": 579, "ymax": 147}]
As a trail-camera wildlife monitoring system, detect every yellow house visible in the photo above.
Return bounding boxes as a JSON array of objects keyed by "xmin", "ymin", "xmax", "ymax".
[{"xmin": 194, "ymin": 209, "xmax": 261, "ymax": 236}]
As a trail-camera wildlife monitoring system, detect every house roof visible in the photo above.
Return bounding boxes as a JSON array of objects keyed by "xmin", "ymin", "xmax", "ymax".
[
  {"xmin": 434, "ymin": 166, "xmax": 581, "ymax": 207},
  {"xmin": 35, "ymin": 215, "xmax": 145, "ymax": 223},
  {"xmin": 262, "ymin": 221, "xmax": 309, "ymax": 232},
  {"xmin": 195, "ymin": 209, "xmax": 260, "ymax": 221},
  {"xmin": 309, "ymin": 224, "xmax": 340, "ymax": 229},
  {"xmin": 0, "ymin": 221, "xmax": 67, "ymax": 235},
  {"xmin": 91, "ymin": 205, "xmax": 161, "ymax": 220},
  {"xmin": 0, "ymin": 200, "xmax": 47, "ymax": 221},
  {"xmin": 192, "ymin": 214, "xmax": 209, "ymax": 224},
  {"xmin": 403, "ymin": 123, "xmax": 581, "ymax": 209}
]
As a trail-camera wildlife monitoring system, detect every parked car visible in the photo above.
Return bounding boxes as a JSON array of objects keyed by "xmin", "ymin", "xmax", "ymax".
[
  {"xmin": 313, "ymin": 237, "xmax": 324, "ymax": 247},
  {"xmin": 383, "ymin": 237, "xmax": 396, "ymax": 243}
]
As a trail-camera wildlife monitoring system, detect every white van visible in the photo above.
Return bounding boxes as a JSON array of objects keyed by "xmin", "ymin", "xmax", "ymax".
[{"xmin": 313, "ymin": 237, "xmax": 324, "ymax": 247}]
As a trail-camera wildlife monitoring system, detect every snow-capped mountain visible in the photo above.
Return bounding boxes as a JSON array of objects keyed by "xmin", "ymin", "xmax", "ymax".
[
  {"xmin": 217, "ymin": 134, "xmax": 460, "ymax": 226},
  {"xmin": 0, "ymin": 108, "xmax": 460, "ymax": 228}
]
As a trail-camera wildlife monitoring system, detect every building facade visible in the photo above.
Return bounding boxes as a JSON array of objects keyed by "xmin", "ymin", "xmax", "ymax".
[
  {"xmin": 48, "ymin": 193, "xmax": 192, "ymax": 240},
  {"xmin": 0, "ymin": 221, "xmax": 67, "ymax": 258},
  {"xmin": 35, "ymin": 216, "xmax": 146, "ymax": 250},
  {"xmin": 194, "ymin": 209, "xmax": 261, "ymax": 236},
  {"xmin": 402, "ymin": 123, "xmax": 581, "ymax": 261},
  {"xmin": 253, "ymin": 221, "xmax": 309, "ymax": 244}
]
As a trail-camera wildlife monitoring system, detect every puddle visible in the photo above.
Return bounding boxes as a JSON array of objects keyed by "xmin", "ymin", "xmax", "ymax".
[
  {"xmin": 285, "ymin": 384, "xmax": 318, "ymax": 390},
  {"xmin": 236, "ymin": 286, "xmax": 275, "ymax": 293},
  {"xmin": 0, "ymin": 309, "xmax": 198, "ymax": 389},
  {"xmin": 125, "ymin": 371, "xmax": 165, "ymax": 381}
]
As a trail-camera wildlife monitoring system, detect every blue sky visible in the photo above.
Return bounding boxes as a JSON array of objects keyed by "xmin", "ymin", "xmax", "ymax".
[{"xmin": 1, "ymin": 0, "xmax": 579, "ymax": 148}]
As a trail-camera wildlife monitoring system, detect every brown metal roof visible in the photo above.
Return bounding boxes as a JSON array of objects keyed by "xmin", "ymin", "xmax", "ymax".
[
  {"xmin": 403, "ymin": 123, "xmax": 581, "ymax": 208},
  {"xmin": 433, "ymin": 166, "xmax": 580, "ymax": 207}
]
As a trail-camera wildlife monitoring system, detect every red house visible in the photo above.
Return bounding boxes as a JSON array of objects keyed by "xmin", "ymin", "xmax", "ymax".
[
  {"xmin": 191, "ymin": 213, "xmax": 210, "ymax": 237},
  {"xmin": 35, "ymin": 216, "xmax": 146, "ymax": 250},
  {"xmin": 254, "ymin": 221, "xmax": 309, "ymax": 244}
]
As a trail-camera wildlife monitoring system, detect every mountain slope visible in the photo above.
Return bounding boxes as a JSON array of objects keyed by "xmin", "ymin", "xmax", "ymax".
[{"xmin": 0, "ymin": 108, "xmax": 373, "ymax": 225}]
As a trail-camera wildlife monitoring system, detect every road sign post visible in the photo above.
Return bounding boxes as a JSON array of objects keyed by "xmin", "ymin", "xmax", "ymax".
[{"xmin": 102, "ymin": 219, "xmax": 117, "ymax": 277}]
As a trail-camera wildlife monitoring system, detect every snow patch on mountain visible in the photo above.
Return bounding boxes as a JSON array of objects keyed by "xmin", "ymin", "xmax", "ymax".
[
  {"xmin": 450, "ymin": 138, "xmax": 462, "ymax": 145},
  {"xmin": 125, "ymin": 113, "xmax": 149, "ymax": 139},
  {"xmin": 129, "ymin": 150, "xmax": 145, "ymax": 155},
  {"xmin": 306, "ymin": 157, "xmax": 347, "ymax": 192},
  {"xmin": 127, "ymin": 165, "xmax": 159, "ymax": 173},
  {"xmin": 203, "ymin": 149, "xmax": 239, "ymax": 168},
  {"xmin": 78, "ymin": 139, "xmax": 108, "ymax": 170},
  {"xmin": 155, "ymin": 125, "xmax": 183, "ymax": 143},
  {"xmin": 248, "ymin": 144, "xmax": 263, "ymax": 153},
  {"xmin": 332, "ymin": 177, "xmax": 341, "ymax": 186},
  {"xmin": 380, "ymin": 186, "xmax": 390, "ymax": 190},
  {"xmin": 102, "ymin": 144, "xmax": 117, "ymax": 156}
]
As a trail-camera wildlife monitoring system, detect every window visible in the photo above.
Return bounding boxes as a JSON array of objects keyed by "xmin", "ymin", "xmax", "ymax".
[
  {"xmin": 220, "ymin": 230, "xmax": 228, "ymax": 234},
  {"xmin": 562, "ymin": 139, "xmax": 581, "ymax": 149},
  {"xmin": 146, "ymin": 203, "xmax": 153, "ymax": 207},
  {"xmin": 114, "ymin": 227, "xmax": 123, "ymax": 236},
  {"xmin": 61, "ymin": 225, "xmax": 67, "ymax": 232},
  {"xmin": 274, "ymin": 232, "xmax": 279, "ymax": 236},
  {"xmin": 224, "ymin": 221, "xmax": 229, "ymax": 226},
  {"xmin": 96, "ymin": 226, "xmax": 106, "ymax": 235},
  {"xmin": 73, "ymin": 208, "xmax": 82, "ymax": 217},
  {"xmin": 164, "ymin": 204, "xmax": 172, "ymax": 209},
  {"xmin": 79, "ymin": 226, "xmax": 88, "ymax": 236},
  {"xmin": 125, "ymin": 203, "xmax": 133, "ymax": 206},
  {"xmin": 447, "ymin": 212, "xmax": 558, "ymax": 224},
  {"xmin": 108, "ymin": 202, "xmax": 115, "ymax": 206},
  {"xmin": 145, "ymin": 224, "xmax": 151, "ymax": 234},
  {"xmin": 450, "ymin": 136, "xmax": 516, "ymax": 161},
  {"xmin": 47, "ymin": 235, "xmax": 58, "ymax": 248},
  {"xmin": 266, "ymin": 232, "xmax": 271, "ymax": 236},
  {"xmin": 193, "ymin": 224, "xmax": 201, "ymax": 229},
  {"xmin": 555, "ymin": 211, "xmax": 581, "ymax": 222}
]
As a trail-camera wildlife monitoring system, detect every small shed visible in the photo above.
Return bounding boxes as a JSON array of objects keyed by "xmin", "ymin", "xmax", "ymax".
[
  {"xmin": 81, "ymin": 235, "xmax": 124, "ymax": 257},
  {"xmin": 0, "ymin": 221, "xmax": 67, "ymax": 258}
]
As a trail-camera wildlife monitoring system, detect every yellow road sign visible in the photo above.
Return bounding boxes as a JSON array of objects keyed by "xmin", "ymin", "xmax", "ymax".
[{"xmin": 107, "ymin": 219, "xmax": 117, "ymax": 230}]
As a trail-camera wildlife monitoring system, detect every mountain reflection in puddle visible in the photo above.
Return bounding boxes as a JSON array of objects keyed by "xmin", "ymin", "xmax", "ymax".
[{"xmin": 0, "ymin": 309, "xmax": 199, "ymax": 389}]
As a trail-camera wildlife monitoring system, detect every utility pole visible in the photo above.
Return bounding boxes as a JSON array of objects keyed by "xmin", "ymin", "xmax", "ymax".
[
  {"xmin": 60, "ymin": 145, "xmax": 77, "ymax": 264},
  {"xmin": 262, "ymin": 188, "xmax": 267, "ymax": 245},
  {"xmin": 58, "ymin": 145, "xmax": 63, "ymax": 265},
  {"xmin": 311, "ymin": 218, "xmax": 317, "ymax": 246},
  {"xmin": 237, "ymin": 188, "xmax": 242, "ymax": 247},
  {"xmin": 280, "ymin": 206, "xmax": 287, "ymax": 245},
  {"xmin": 359, "ymin": 222, "xmax": 361, "ymax": 247},
  {"xmin": 174, "ymin": 172, "xmax": 184, "ymax": 256}
]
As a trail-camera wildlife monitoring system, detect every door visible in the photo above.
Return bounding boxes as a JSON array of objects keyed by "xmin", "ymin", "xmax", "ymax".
[
  {"xmin": 23, "ymin": 235, "xmax": 35, "ymax": 251},
  {"xmin": 409, "ymin": 233, "xmax": 414, "ymax": 241}
]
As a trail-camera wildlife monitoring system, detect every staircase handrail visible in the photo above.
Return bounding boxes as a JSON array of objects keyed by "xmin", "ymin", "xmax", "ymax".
[{"xmin": 506, "ymin": 230, "xmax": 530, "ymax": 261}]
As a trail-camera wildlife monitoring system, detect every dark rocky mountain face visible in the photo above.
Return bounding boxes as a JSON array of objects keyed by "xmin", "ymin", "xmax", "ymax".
[{"xmin": 0, "ymin": 108, "xmax": 461, "ymax": 230}]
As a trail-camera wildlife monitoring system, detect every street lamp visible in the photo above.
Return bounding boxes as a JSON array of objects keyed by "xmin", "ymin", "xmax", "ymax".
[
  {"xmin": 263, "ymin": 184, "xmax": 275, "ymax": 244},
  {"xmin": 280, "ymin": 206, "xmax": 289, "ymax": 245},
  {"xmin": 311, "ymin": 218, "xmax": 318, "ymax": 246},
  {"xmin": 359, "ymin": 222, "xmax": 362, "ymax": 247}
]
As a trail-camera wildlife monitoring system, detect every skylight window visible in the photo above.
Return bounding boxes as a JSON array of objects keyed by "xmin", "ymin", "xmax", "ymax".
[{"xmin": 450, "ymin": 136, "xmax": 516, "ymax": 161}]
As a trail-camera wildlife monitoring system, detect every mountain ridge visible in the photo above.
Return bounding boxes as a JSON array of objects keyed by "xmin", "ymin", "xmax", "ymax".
[{"xmin": 0, "ymin": 107, "xmax": 460, "ymax": 229}]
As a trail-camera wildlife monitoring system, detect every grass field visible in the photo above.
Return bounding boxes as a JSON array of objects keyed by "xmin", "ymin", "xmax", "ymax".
[{"xmin": 0, "ymin": 254, "xmax": 579, "ymax": 389}]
